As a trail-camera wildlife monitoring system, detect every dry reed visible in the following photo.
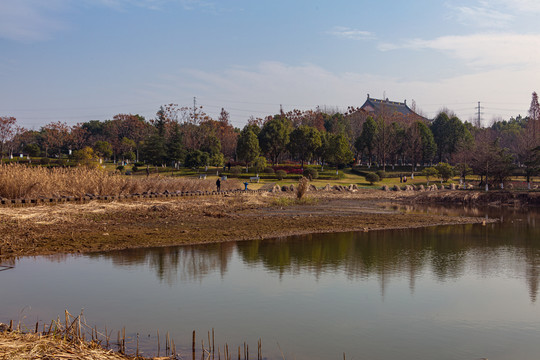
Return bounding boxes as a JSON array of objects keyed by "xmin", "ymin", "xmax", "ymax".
[
  {"xmin": 0, "ymin": 164, "xmax": 241, "ymax": 199},
  {"xmin": 296, "ymin": 177, "xmax": 309, "ymax": 199}
]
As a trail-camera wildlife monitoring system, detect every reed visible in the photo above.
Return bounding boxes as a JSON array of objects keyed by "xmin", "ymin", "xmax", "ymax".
[
  {"xmin": 0, "ymin": 164, "xmax": 241, "ymax": 199},
  {"xmin": 1, "ymin": 312, "xmax": 267, "ymax": 360}
]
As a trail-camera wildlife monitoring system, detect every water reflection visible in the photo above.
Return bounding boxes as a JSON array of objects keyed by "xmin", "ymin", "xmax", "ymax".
[
  {"xmin": 88, "ymin": 243, "xmax": 235, "ymax": 285},
  {"xmin": 90, "ymin": 209, "xmax": 540, "ymax": 302}
]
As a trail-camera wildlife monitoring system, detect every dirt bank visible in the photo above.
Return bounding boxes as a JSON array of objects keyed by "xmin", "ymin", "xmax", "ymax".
[{"xmin": 0, "ymin": 189, "xmax": 496, "ymax": 259}]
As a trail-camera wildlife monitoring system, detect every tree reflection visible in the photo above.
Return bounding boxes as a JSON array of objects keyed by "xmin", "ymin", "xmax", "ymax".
[
  {"xmin": 88, "ymin": 242, "xmax": 234, "ymax": 285},
  {"xmin": 88, "ymin": 208, "xmax": 540, "ymax": 302},
  {"xmin": 236, "ymin": 213, "xmax": 540, "ymax": 302}
]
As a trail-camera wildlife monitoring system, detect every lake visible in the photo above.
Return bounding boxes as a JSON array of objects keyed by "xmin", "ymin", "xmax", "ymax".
[{"xmin": 1, "ymin": 206, "xmax": 540, "ymax": 360}]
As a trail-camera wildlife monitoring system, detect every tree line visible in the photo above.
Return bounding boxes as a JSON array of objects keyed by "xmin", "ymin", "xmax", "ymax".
[{"xmin": 1, "ymin": 94, "xmax": 539, "ymax": 185}]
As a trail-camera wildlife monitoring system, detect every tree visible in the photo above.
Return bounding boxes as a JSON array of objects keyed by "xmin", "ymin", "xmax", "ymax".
[
  {"xmin": 374, "ymin": 116, "xmax": 392, "ymax": 170},
  {"xmin": 431, "ymin": 112, "xmax": 472, "ymax": 162},
  {"xmin": 184, "ymin": 150, "xmax": 209, "ymax": 168},
  {"xmin": 357, "ymin": 116, "xmax": 377, "ymax": 166},
  {"xmin": 167, "ymin": 123, "xmax": 185, "ymax": 165},
  {"xmin": 258, "ymin": 116, "xmax": 291, "ymax": 164},
  {"xmin": 120, "ymin": 137, "xmax": 136, "ymax": 161},
  {"xmin": 468, "ymin": 131, "xmax": 515, "ymax": 189},
  {"xmin": 0, "ymin": 116, "xmax": 17, "ymax": 158},
  {"xmin": 94, "ymin": 141, "xmax": 113, "ymax": 159},
  {"xmin": 435, "ymin": 162, "xmax": 454, "ymax": 182},
  {"xmin": 142, "ymin": 133, "xmax": 167, "ymax": 165},
  {"xmin": 422, "ymin": 167, "xmax": 438, "ymax": 185},
  {"xmin": 236, "ymin": 126, "xmax": 260, "ymax": 169},
  {"xmin": 388, "ymin": 121, "xmax": 406, "ymax": 167},
  {"xmin": 406, "ymin": 122, "xmax": 423, "ymax": 172},
  {"xmin": 418, "ymin": 121, "xmax": 437, "ymax": 165},
  {"xmin": 72, "ymin": 146, "xmax": 97, "ymax": 167},
  {"xmin": 327, "ymin": 133, "xmax": 353, "ymax": 174},
  {"xmin": 288, "ymin": 125, "xmax": 322, "ymax": 169},
  {"xmin": 40, "ymin": 121, "xmax": 70, "ymax": 158},
  {"xmin": 529, "ymin": 91, "xmax": 540, "ymax": 139}
]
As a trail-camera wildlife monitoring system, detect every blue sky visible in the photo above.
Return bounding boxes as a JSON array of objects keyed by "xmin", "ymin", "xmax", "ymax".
[{"xmin": 1, "ymin": 0, "xmax": 540, "ymax": 129}]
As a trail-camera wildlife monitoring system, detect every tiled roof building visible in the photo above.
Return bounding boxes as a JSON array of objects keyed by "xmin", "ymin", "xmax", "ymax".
[{"xmin": 360, "ymin": 94, "xmax": 426, "ymax": 120}]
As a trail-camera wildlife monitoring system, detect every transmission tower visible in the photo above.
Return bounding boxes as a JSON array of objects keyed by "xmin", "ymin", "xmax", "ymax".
[{"xmin": 475, "ymin": 101, "xmax": 484, "ymax": 127}]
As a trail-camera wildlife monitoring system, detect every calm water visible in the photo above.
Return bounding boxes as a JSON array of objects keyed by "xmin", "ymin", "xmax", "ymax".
[{"xmin": 1, "ymin": 207, "xmax": 540, "ymax": 360}]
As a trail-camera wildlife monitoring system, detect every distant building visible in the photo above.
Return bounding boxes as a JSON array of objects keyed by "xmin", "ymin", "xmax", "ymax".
[{"xmin": 360, "ymin": 94, "xmax": 427, "ymax": 121}]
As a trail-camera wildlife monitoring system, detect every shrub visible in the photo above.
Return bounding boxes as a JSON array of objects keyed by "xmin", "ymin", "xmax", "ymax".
[
  {"xmin": 365, "ymin": 172, "xmax": 380, "ymax": 185},
  {"xmin": 276, "ymin": 170, "xmax": 287, "ymax": 180},
  {"xmin": 303, "ymin": 168, "xmax": 319, "ymax": 180},
  {"xmin": 116, "ymin": 165, "xmax": 125, "ymax": 172},
  {"xmin": 253, "ymin": 156, "xmax": 268, "ymax": 174},
  {"xmin": 230, "ymin": 166, "xmax": 243, "ymax": 177},
  {"xmin": 132, "ymin": 166, "xmax": 139, "ymax": 172},
  {"xmin": 263, "ymin": 167, "xmax": 275, "ymax": 174},
  {"xmin": 376, "ymin": 170, "xmax": 386, "ymax": 179}
]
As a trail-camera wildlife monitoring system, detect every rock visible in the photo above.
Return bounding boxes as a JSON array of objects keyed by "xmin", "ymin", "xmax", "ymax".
[
  {"xmin": 351, "ymin": 184, "xmax": 359, "ymax": 190},
  {"xmin": 332, "ymin": 185, "xmax": 342, "ymax": 191},
  {"xmin": 309, "ymin": 184, "xmax": 317, "ymax": 192},
  {"xmin": 392, "ymin": 185, "xmax": 401, "ymax": 191},
  {"xmin": 271, "ymin": 185, "xmax": 281, "ymax": 192},
  {"xmin": 381, "ymin": 185, "xmax": 389, "ymax": 191},
  {"xmin": 289, "ymin": 185, "xmax": 295, "ymax": 192},
  {"xmin": 323, "ymin": 184, "xmax": 331, "ymax": 191},
  {"xmin": 281, "ymin": 185, "xmax": 289, "ymax": 192},
  {"xmin": 450, "ymin": 183, "xmax": 456, "ymax": 190},
  {"xmin": 418, "ymin": 184, "xmax": 425, "ymax": 191},
  {"xmin": 466, "ymin": 184, "xmax": 474, "ymax": 190}
]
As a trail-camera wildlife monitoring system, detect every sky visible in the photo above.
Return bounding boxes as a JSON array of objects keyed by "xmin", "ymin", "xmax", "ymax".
[{"xmin": 1, "ymin": 0, "xmax": 540, "ymax": 129}]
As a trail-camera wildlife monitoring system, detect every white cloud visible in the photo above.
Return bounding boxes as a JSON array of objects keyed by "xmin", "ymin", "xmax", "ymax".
[
  {"xmin": 328, "ymin": 26, "xmax": 374, "ymax": 40},
  {"xmin": 379, "ymin": 33, "xmax": 540, "ymax": 69}
]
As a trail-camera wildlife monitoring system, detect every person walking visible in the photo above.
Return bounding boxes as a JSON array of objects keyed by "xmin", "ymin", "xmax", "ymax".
[{"xmin": 216, "ymin": 178, "xmax": 221, "ymax": 192}]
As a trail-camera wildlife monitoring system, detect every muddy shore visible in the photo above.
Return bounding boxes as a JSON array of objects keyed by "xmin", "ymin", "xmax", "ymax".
[{"xmin": 0, "ymin": 189, "xmax": 501, "ymax": 259}]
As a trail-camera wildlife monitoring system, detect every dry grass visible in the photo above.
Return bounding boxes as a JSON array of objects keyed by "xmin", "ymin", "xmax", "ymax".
[
  {"xmin": 0, "ymin": 331, "xmax": 132, "ymax": 360},
  {"xmin": 0, "ymin": 164, "xmax": 241, "ymax": 199},
  {"xmin": 296, "ymin": 177, "xmax": 309, "ymax": 199}
]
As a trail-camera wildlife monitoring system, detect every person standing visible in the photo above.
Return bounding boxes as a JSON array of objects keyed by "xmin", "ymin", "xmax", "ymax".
[{"xmin": 216, "ymin": 178, "xmax": 221, "ymax": 192}]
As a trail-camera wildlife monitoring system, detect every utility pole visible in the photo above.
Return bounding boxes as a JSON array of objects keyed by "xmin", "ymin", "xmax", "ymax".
[{"xmin": 475, "ymin": 101, "xmax": 484, "ymax": 127}]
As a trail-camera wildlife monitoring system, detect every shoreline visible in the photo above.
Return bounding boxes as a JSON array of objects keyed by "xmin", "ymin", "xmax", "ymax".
[{"xmin": 0, "ymin": 189, "xmax": 499, "ymax": 260}]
